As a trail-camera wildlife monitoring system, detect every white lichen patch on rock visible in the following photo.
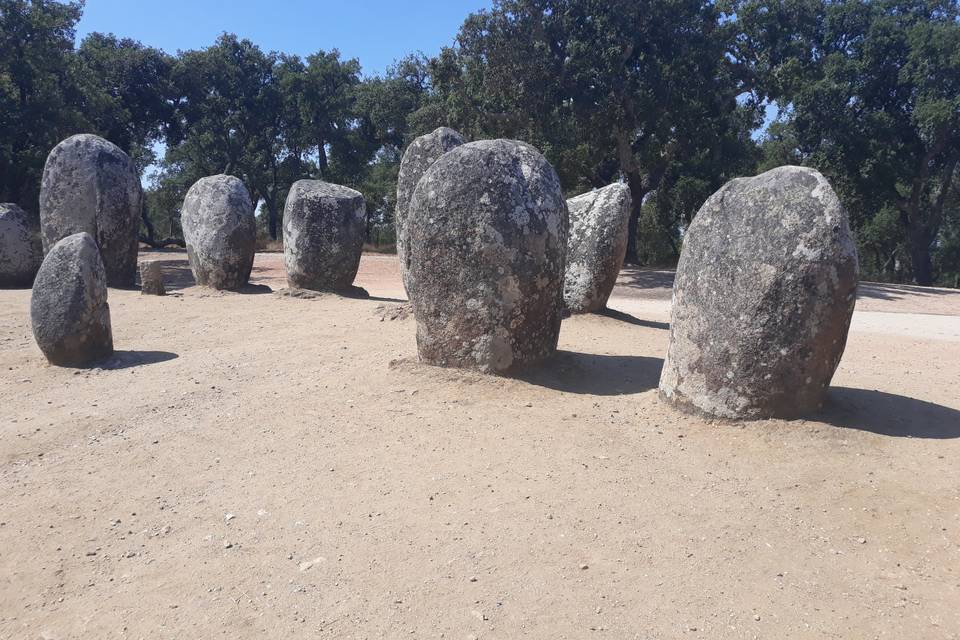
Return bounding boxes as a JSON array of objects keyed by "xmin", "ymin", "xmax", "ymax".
[
  {"xmin": 407, "ymin": 139, "xmax": 568, "ymax": 374},
  {"xmin": 562, "ymin": 183, "xmax": 632, "ymax": 313},
  {"xmin": 659, "ymin": 165, "xmax": 859, "ymax": 420}
]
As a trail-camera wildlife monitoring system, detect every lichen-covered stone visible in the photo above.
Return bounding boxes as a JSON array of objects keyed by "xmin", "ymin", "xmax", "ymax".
[
  {"xmin": 283, "ymin": 180, "xmax": 366, "ymax": 291},
  {"xmin": 0, "ymin": 203, "xmax": 42, "ymax": 287},
  {"xmin": 659, "ymin": 165, "xmax": 859, "ymax": 420},
  {"xmin": 181, "ymin": 175, "xmax": 256, "ymax": 290},
  {"xmin": 39, "ymin": 134, "xmax": 142, "ymax": 287},
  {"xmin": 563, "ymin": 183, "xmax": 632, "ymax": 313},
  {"xmin": 31, "ymin": 232, "xmax": 113, "ymax": 367},
  {"xmin": 139, "ymin": 260, "xmax": 166, "ymax": 296},
  {"xmin": 408, "ymin": 139, "xmax": 568, "ymax": 373},
  {"xmin": 396, "ymin": 127, "xmax": 465, "ymax": 295}
]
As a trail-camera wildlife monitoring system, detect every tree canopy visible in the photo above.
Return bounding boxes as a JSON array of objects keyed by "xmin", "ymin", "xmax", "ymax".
[{"xmin": 1, "ymin": 0, "xmax": 958, "ymax": 285}]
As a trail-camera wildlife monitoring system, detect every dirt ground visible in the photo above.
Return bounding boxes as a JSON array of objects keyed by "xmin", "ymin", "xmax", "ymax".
[{"xmin": 1, "ymin": 249, "xmax": 958, "ymax": 639}]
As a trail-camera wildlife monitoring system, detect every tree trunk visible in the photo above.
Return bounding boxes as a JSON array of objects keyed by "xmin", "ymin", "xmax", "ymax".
[
  {"xmin": 624, "ymin": 171, "xmax": 645, "ymax": 264},
  {"xmin": 909, "ymin": 233, "xmax": 934, "ymax": 286}
]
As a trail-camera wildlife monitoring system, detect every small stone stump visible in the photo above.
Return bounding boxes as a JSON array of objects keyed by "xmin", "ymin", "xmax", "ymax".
[
  {"xmin": 659, "ymin": 166, "xmax": 859, "ymax": 420},
  {"xmin": 0, "ymin": 203, "xmax": 42, "ymax": 288},
  {"xmin": 180, "ymin": 175, "xmax": 256, "ymax": 290},
  {"xmin": 140, "ymin": 260, "xmax": 166, "ymax": 296},
  {"xmin": 563, "ymin": 183, "xmax": 632, "ymax": 313},
  {"xmin": 283, "ymin": 180, "xmax": 366, "ymax": 292},
  {"xmin": 31, "ymin": 232, "xmax": 113, "ymax": 367},
  {"xmin": 39, "ymin": 134, "xmax": 142, "ymax": 287},
  {"xmin": 396, "ymin": 127, "xmax": 465, "ymax": 295},
  {"xmin": 408, "ymin": 139, "xmax": 568, "ymax": 373}
]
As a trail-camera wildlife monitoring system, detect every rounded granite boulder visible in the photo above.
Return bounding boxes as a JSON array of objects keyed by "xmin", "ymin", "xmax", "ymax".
[
  {"xmin": 395, "ymin": 127, "xmax": 465, "ymax": 295},
  {"xmin": 659, "ymin": 165, "xmax": 859, "ymax": 420},
  {"xmin": 283, "ymin": 180, "xmax": 366, "ymax": 291},
  {"xmin": 563, "ymin": 183, "xmax": 632, "ymax": 313},
  {"xmin": 0, "ymin": 203, "xmax": 43, "ymax": 288},
  {"xmin": 31, "ymin": 232, "xmax": 113, "ymax": 367},
  {"xmin": 181, "ymin": 175, "xmax": 256, "ymax": 290},
  {"xmin": 39, "ymin": 134, "xmax": 142, "ymax": 287},
  {"xmin": 408, "ymin": 139, "xmax": 568, "ymax": 373}
]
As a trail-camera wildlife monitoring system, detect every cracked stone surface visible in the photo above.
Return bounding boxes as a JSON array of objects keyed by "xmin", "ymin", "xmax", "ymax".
[
  {"xmin": 39, "ymin": 134, "xmax": 142, "ymax": 287},
  {"xmin": 181, "ymin": 175, "xmax": 256, "ymax": 291},
  {"xmin": 0, "ymin": 203, "xmax": 42, "ymax": 288},
  {"xmin": 408, "ymin": 139, "xmax": 568, "ymax": 374},
  {"xmin": 30, "ymin": 232, "xmax": 113, "ymax": 367},
  {"xmin": 283, "ymin": 180, "xmax": 366, "ymax": 292},
  {"xmin": 659, "ymin": 165, "xmax": 859, "ymax": 420},
  {"xmin": 396, "ymin": 127, "xmax": 465, "ymax": 296},
  {"xmin": 563, "ymin": 183, "xmax": 632, "ymax": 313}
]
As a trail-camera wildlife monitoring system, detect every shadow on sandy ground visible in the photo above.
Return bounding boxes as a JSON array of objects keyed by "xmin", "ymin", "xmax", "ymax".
[
  {"xmin": 96, "ymin": 350, "xmax": 179, "ymax": 370},
  {"xmin": 518, "ymin": 350, "xmax": 663, "ymax": 396},
  {"xmin": 820, "ymin": 387, "xmax": 960, "ymax": 439}
]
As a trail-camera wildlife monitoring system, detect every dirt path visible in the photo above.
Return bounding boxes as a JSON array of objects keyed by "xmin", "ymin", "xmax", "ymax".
[{"xmin": 1, "ymin": 251, "xmax": 958, "ymax": 639}]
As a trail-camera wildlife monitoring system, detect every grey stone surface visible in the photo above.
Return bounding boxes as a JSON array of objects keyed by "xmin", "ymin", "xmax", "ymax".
[
  {"xmin": 563, "ymin": 183, "xmax": 632, "ymax": 313},
  {"xmin": 181, "ymin": 175, "xmax": 256, "ymax": 290},
  {"xmin": 659, "ymin": 165, "xmax": 859, "ymax": 420},
  {"xmin": 30, "ymin": 232, "xmax": 113, "ymax": 367},
  {"xmin": 0, "ymin": 203, "xmax": 42, "ymax": 287},
  {"xmin": 39, "ymin": 134, "xmax": 142, "ymax": 287},
  {"xmin": 396, "ymin": 127, "xmax": 465, "ymax": 295},
  {"xmin": 408, "ymin": 139, "xmax": 568, "ymax": 373},
  {"xmin": 283, "ymin": 180, "xmax": 366, "ymax": 291},
  {"xmin": 139, "ymin": 260, "xmax": 166, "ymax": 296}
]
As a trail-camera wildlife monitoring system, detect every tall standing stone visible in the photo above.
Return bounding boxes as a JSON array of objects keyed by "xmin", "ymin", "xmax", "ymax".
[
  {"xmin": 396, "ymin": 127, "xmax": 465, "ymax": 295},
  {"xmin": 0, "ymin": 203, "xmax": 42, "ymax": 288},
  {"xmin": 563, "ymin": 183, "xmax": 632, "ymax": 313},
  {"xmin": 31, "ymin": 232, "xmax": 113, "ymax": 367},
  {"xmin": 283, "ymin": 180, "xmax": 366, "ymax": 291},
  {"xmin": 659, "ymin": 166, "xmax": 859, "ymax": 420},
  {"xmin": 180, "ymin": 175, "xmax": 256, "ymax": 290},
  {"xmin": 39, "ymin": 134, "xmax": 142, "ymax": 287},
  {"xmin": 408, "ymin": 139, "xmax": 568, "ymax": 373}
]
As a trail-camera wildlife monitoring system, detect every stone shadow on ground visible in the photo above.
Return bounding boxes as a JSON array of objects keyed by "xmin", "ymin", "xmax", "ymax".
[
  {"xmin": 517, "ymin": 350, "xmax": 663, "ymax": 396},
  {"xmin": 857, "ymin": 281, "xmax": 960, "ymax": 302},
  {"xmin": 818, "ymin": 387, "xmax": 960, "ymax": 439},
  {"xmin": 95, "ymin": 350, "xmax": 179, "ymax": 370},
  {"xmin": 598, "ymin": 308, "xmax": 670, "ymax": 330}
]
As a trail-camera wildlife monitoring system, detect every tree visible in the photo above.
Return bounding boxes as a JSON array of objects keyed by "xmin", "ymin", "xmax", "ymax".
[
  {"xmin": 736, "ymin": 0, "xmax": 960, "ymax": 285},
  {"xmin": 0, "ymin": 0, "xmax": 85, "ymax": 213}
]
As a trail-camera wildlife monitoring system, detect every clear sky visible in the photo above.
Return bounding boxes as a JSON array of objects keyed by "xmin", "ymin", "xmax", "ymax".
[{"xmin": 76, "ymin": 0, "xmax": 494, "ymax": 76}]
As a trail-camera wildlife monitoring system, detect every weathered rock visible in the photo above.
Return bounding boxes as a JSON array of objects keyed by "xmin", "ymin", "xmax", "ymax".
[
  {"xmin": 39, "ymin": 134, "xmax": 142, "ymax": 287},
  {"xmin": 139, "ymin": 260, "xmax": 165, "ymax": 296},
  {"xmin": 408, "ymin": 139, "xmax": 568, "ymax": 373},
  {"xmin": 0, "ymin": 203, "xmax": 42, "ymax": 287},
  {"xmin": 283, "ymin": 180, "xmax": 366, "ymax": 291},
  {"xmin": 396, "ymin": 127, "xmax": 466, "ymax": 295},
  {"xmin": 30, "ymin": 232, "xmax": 113, "ymax": 367},
  {"xmin": 180, "ymin": 175, "xmax": 256, "ymax": 290},
  {"xmin": 563, "ymin": 183, "xmax": 632, "ymax": 313},
  {"xmin": 659, "ymin": 165, "xmax": 859, "ymax": 420}
]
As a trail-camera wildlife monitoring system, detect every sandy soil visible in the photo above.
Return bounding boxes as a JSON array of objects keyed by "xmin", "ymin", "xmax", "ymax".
[{"xmin": 1, "ymin": 250, "xmax": 958, "ymax": 639}]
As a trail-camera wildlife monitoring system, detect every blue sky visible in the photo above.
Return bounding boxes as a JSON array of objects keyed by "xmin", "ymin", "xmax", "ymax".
[{"xmin": 76, "ymin": 0, "xmax": 494, "ymax": 76}]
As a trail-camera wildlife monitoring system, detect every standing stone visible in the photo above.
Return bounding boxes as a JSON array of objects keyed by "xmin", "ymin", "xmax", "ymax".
[
  {"xmin": 139, "ymin": 260, "xmax": 166, "ymax": 296},
  {"xmin": 396, "ymin": 127, "xmax": 466, "ymax": 295},
  {"xmin": 180, "ymin": 175, "xmax": 256, "ymax": 290},
  {"xmin": 31, "ymin": 232, "xmax": 113, "ymax": 367},
  {"xmin": 408, "ymin": 139, "xmax": 568, "ymax": 373},
  {"xmin": 563, "ymin": 183, "xmax": 632, "ymax": 313},
  {"xmin": 283, "ymin": 180, "xmax": 366, "ymax": 291},
  {"xmin": 0, "ymin": 203, "xmax": 42, "ymax": 288},
  {"xmin": 659, "ymin": 166, "xmax": 859, "ymax": 420},
  {"xmin": 39, "ymin": 134, "xmax": 142, "ymax": 287}
]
